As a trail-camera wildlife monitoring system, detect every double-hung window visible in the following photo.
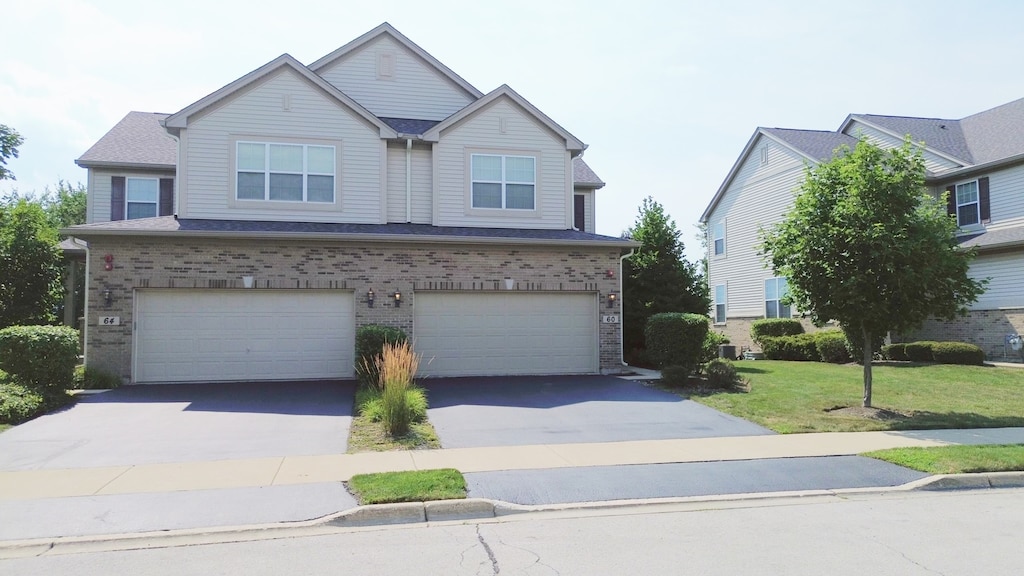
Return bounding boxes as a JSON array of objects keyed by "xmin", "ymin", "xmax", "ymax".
[
  {"xmin": 765, "ymin": 277, "xmax": 791, "ymax": 318},
  {"xmin": 955, "ymin": 180, "xmax": 980, "ymax": 226},
  {"xmin": 471, "ymin": 154, "xmax": 535, "ymax": 210},
  {"xmin": 712, "ymin": 221, "xmax": 725, "ymax": 256},
  {"xmin": 126, "ymin": 178, "xmax": 159, "ymax": 219},
  {"xmin": 237, "ymin": 142, "xmax": 335, "ymax": 203},
  {"xmin": 714, "ymin": 284, "xmax": 727, "ymax": 324}
]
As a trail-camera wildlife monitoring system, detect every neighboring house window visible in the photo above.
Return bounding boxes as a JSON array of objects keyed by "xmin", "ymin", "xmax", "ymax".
[
  {"xmin": 126, "ymin": 178, "xmax": 159, "ymax": 219},
  {"xmin": 236, "ymin": 142, "xmax": 335, "ymax": 203},
  {"xmin": 471, "ymin": 154, "xmax": 535, "ymax": 209},
  {"xmin": 955, "ymin": 180, "xmax": 980, "ymax": 226},
  {"xmin": 712, "ymin": 221, "xmax": 726, "ymax": 256},
  {"xmin": 765, "ymin": 277, "xmax": 791, "ymax": 318},
  {"xmin": 714, "ymin": 284, "xmax": 727, "ymax": 324},
  {"xmin": 574, "ymin": 195, "xmax": 586, "ymax": 231}
]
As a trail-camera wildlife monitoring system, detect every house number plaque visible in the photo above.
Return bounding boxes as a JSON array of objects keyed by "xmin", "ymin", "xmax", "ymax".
[
  {"xmin": 601, "ymin": 315, "xmax": 619, "ymax": 324},
  {"xmin": 99, "ymin": 316, "xmax": 121, "ymax": 326}
]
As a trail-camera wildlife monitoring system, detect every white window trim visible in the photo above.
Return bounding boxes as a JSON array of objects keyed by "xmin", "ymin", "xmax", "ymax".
[
  {"xmin": 470, "ymin": 153, "xmax": 537, "ymax": 211},
  {"xmin": 236, "ymin": 141, "xmax": 336, "ymax": 203},
  {"xmin": 954, "ymin": 180, "xmax": 980, "ymax": 228},
  {"xmin": 714, "ymin": 284, "xmax": 727, "ymax": 325},
  {"xmin": 228, "ymin": 135, "xmax": 343, "ymax": 213},
  {"xmin": 712, "ymin": 220, "xmax": 726, "ymax": 257},
  {"xmin": 764, "ymin": 277, "xmax": 791, "ymax": 319},
  {"xmin": 125, "ymin": 177, "xmax": 159, "ymax": 220}
]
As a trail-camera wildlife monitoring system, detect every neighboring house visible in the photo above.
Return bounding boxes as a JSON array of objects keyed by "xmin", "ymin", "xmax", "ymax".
[
  {"xmin": 69, "ymin": 23, "xmax": 633, "ymax": 384},
  {"xmin": 700, "ymin": 98, "xmax": 1024, "ymax": 359}
]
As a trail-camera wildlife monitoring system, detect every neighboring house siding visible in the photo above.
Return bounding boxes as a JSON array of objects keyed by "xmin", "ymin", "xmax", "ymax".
[
  {"xmin": 180, "ymin": 68, "xmax": 383, "ymax": 223},
  {"xmin": 385, "ymin": 142, "xmax": 433, "ymax": 224},
  {"xmin": 986, "ymin": 163, "xmax": 1024, "ymax": 228},
  {"xmin": 970, "ymin": 251, "xmax": 1024, "ymax": 310},
  {"xmin": 707, "ymin": 136, "xmax": 807, "ymax": 318},
  {"xmin": 574, "ymin": 189, "xmax": 595, "ymax": 233},
  {"xmin": 317, "ymin": 35, "xmax": 473, "ymax": 121},
  {"xmin": 433, "ymin": 98, "xmax": 570, "ymax": 229},
  {"xmin": 86, "ymin": 167, "xmax": 175, "ymax": 224},
  {"xmin": 842, "ymin": 120, "xmax": 962, "ymax": 173}
]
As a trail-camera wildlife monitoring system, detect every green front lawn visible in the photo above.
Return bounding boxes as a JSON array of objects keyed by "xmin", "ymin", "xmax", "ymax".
[
  {"xmin": 864, "ymin": 444, "xmax": 1024, "ymax": 474},
  {"xmin": 691, "ymin": 361, "xmax": 1024, "ymax": 433},
  {"xmin": 347, "ymin": 469, "xmax": 466, "ymax": 505}
]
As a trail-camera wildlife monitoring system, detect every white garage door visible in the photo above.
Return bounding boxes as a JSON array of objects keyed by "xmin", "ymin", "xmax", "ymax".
[
  {"xmin": 134, "ymin": 290, "xmax": 354, "ymax": 383},
  {"xmin": 414, "ymin": 292, "xmax": 598, "ymax": 377}
]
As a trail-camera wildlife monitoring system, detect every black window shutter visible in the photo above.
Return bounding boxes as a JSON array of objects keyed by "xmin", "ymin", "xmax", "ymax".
[
  {"xmin": 159, "ymin": 178, "xmax": 174, "ymax": 216},
  {"xmin": 110, "ymin": 177, "xmax": 126, "ymax": 221},
  {"xmin": 978, "ymin": 177, "xmax": 990, "ymax": 222},
  {"xmin": 945, "ymin": 185, "xmax": 956, "ymax": 217},
  {"xmin": 574, "ymin": 195, "xmax": 586, "ymax": 232}
]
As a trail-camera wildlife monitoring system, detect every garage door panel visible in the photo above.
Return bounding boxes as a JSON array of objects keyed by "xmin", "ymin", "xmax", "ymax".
[
  {"xmin": 414, "ymin": 292, "xmax": 597, "ymax": 377},
  {"xmin": 135, "ymin": 290, "xmax": 354, "ymax": 383}
]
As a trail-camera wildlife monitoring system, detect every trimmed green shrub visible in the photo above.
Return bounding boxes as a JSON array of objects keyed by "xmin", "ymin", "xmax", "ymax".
[
  {"xmin": 841, "ymin": 325, "xmax": 885, "ymax": 364},
  {"xmin": 660, "ymin": 365, "xmax": 692, "ymax": 387},
  {"xmin": 644, "ymin": 313, "xmax": 709, "ymax": 372},
  {"xmin": 704, "ymin": 358, "xmax": 741, "ymax": 389},
  {"xmin": 72, "ymin": 365, "xmax": 122, "ymax": 390},
  {"xmin": 750, "ymin": 318, "xmax": 804, "ymax": 345},
  {"xmin": 0, "ymin": 325, "xmax": 79, "ymax": 393},
  {"xmin": 760, "ymin": 333, "xmax": 821, "ymax": 361},
  {"xmin": 354, "ymin": 324, "xmax": 408, "ymax": 389},
  {"xmin": 701, "ymin": 331, "xmax": 731, "ymax": 363},
  {"xmin": 931, "ymin": 342, "xmax": 985, "ymax": 365},
  {"xmin": 815, "ymin": 330, "xmax": 851, "ymax": 364},
  {"xmin": 904, "ymin": 341, "xmax": 937, "ymax": 362},
  {"xmin": 881, "ymin": 343, "xmax": 909, "ymax": 361},
  {"xmin": 0, "ymin": 380, "xmax": 45, "ymax": 424}
]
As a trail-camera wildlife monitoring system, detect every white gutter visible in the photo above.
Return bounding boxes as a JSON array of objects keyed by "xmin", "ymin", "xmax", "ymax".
[
  {"xmin": 619, "ymin": 248, "xmax": 635, "ymax": 366},
  {"xmin": 72, "ymin": 237, "xmax": 90, "ymax": 366},
  {"xmin": 405, "ymin": 138, "xmax": 413, "ymax": 223}
]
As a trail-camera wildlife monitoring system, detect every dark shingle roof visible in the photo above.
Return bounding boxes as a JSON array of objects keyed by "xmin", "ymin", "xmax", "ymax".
[
  {"xmin": 761, "ymin": 128, "xmax": 858, "ymax": 162},
  {"xmin": 76, "ymin": 112, "xmax": 176, "ymax": 168},
  {"xmin": 957, "ymin": 224, "xmax": 1024, "ymax": 250},
  {"xmin": 379, "ymin": 117, "xmax": 442, "ymax": 135},
  {"xmin": 64, "ymin": 217, "xmax": 635, "ymax": 247},
  {"xmin": 959, "ymin": 97, "xmax": 1024, "ymax": 165},
  {"xmin": 852, "ymin": 114, "xmax": 972, "ymax": 163},
  {"xmin": 573, "ymin": 158, "xmax": 604, "ymax": 188}
]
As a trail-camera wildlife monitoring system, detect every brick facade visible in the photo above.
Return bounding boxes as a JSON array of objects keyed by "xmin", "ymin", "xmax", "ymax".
[
  {"xmin": 84, "ymin": 236, "xmax": 626, "ymax": 381},
  {"xmin": 901, "ymin": 308, "xmax": 1024, "ymax": 361}
]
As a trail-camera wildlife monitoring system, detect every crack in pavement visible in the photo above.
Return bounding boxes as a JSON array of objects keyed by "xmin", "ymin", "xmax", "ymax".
[
  {"xmin": 495, "ymin": 536, "xmax": 559, "ymax": 575},
  {"xmin": 476, "ymin": 524, "xmax": 500, "ymax": 574}
]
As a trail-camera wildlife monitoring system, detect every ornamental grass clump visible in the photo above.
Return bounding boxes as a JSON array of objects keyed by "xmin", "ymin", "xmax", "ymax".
[{"xmin": 375, "ymin": 340, "xmax": 423, "ymax": 437}]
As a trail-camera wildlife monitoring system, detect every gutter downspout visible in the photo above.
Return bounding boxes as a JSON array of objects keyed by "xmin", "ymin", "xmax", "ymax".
[
  {"xmin": 72, "ymin": 237, "xmax": 90, "ymax": 366},
  {"xmin": 619, "ymin": 248, "xmax": 635, "ymax": 367},
  {"xmin": 405, "ymin": 138, "xmax": 413, "ymax": 223}
]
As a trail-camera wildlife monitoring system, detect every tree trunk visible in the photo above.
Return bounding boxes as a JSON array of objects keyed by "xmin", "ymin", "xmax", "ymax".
[{"xmin": 862, "ymin": 327, "xmax": 873, "ymax": 408}]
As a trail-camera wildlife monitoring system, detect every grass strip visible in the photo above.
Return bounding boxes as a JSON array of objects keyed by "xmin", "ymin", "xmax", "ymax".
[
  {"xmin": 347, "ymin": 468, "xmax": 466, "ymax": 505},
  {"xmin": 863, "ymin": 444, "xmax": 1024, "ymax": 474}
]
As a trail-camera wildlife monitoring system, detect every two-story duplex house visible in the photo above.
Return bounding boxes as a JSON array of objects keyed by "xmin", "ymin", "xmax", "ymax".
[
  {"xmin": 700, "ymin": 98, "xmax": 1024, "ymax": 358},
  {"xmin": 68, "ymin": 23, "xmax": 633, "ymax": 384}
]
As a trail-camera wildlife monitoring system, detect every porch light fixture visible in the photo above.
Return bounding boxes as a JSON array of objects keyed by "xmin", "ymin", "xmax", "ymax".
[
  {"xmin": 393, "ymin": 291, "xmax": 402, "ymax": 307},
  {"xmin": 367, "ymin": 289, "xmax": 375, "ymax": 308},
  {"xmin": 607, "ymin": 293, "xmax": 618, "ymax": 308},
  {"xmin": 103, "ymin": 289, "xmax": 112, "ymax": 307}
]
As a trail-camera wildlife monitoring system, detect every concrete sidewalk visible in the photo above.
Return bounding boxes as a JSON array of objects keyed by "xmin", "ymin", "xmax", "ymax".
[{"xmin": 3, "ymin": 427, "xmax": 1023, "ymax": 501}]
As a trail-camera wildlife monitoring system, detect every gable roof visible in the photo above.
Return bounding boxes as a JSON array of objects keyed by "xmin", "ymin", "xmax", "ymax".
[
  {"xmin": 573, "ymin": 158, "xmax": 605, "ymax": 189},
  {"xmin": 422, "ymin": 85, "xmax": 585, "ymax": 153},
  {"xmin": 163, "ymin": 54, "xmax": 397, "ymax": 138},
  {"xmin": 308, "ymin": 22, "xmax": 483, "ymax": 100},
  {"xmin": 840, "ymin": 114, "xmax": 972, "ymax": 165},
  {"xmin": 379, "ymin": 117, "xmax": 441, "ymax": 135},
  {"xmin": 76, "ymin": 112, "xmax": 176, "ymax": 169},
  {"xmin": 959, "ymin": 96, "xmax": 1024, "ymax": 165}
]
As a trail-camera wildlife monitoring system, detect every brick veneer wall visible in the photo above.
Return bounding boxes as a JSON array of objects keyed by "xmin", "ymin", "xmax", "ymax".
[
  {"xmin": 900, "ymin": 308, "xmax": 1024, "ymax": 361},
  {"xmin": 83, "ymin": 237, "xmax": 625, "ymax": 382}
]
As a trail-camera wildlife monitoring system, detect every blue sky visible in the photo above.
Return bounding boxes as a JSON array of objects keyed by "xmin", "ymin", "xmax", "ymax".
[{"xmin": 3, "ymin": 0, "xmax": 1024, "ymax": 261}]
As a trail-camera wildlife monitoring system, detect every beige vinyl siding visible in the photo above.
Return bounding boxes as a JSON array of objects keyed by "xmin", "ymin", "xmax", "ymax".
[
  {"xmin": 987, "ymin": 162, "xmax": 1024, "ymax": 228},
  {"xmin": 970, "ymin": 251, "xmax": 1024, "ymax": 309},
  {"xmin": 574, "ymin": 188, "xmax": 595, "ymax": 232},
  {"xmin": 385, "ymin": 142, "xmax": 433, "ymax": 223},
  {"xmin": 433, "ymin": 98, "xmax": 569, "ymax": 229},
  {"xmin": 86, "ymin": 167, "xmax": 175, "ymax": 223},
  {"xmin": 317, "ymin": 35, "xmax": 473, "ymax": 121},
  {"xmin": 842, "ymin": 120, "xmax": 963, "ymax": 174},
  {"xmin": 707, "ymin": 135, "xmax": 808, "ymax": 318},
  {"xmin": 180, "ymin": 68, "xmax": 383, "ymax": 223}
]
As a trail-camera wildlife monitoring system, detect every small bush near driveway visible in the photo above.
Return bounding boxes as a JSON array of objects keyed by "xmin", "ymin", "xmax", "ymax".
[
  {"xmin": 644, "ymin": 313, "xmax": 708, "ymax": 372},
  {"xmin": 354, "ymin": 324, "xmax": 408, "ymax": 389},
  {"xmin": 347, "ymin": 469, "xmax": 466, "ymax": 505},
  {"xmin": 0, "ymin": 325, "xmax": 79, "ymax": 394}
]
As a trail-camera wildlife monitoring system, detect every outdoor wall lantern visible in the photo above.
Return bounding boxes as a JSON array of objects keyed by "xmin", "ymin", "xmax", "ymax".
[
  {"xmin": 607, "ymin": 293, "xmax": 618, "ymax": 308},
  {"xmin": 367, "ymin": 289, "xmax": 375, "ymax": 308},
  {"xmin": 103, "ymin": 289, "xmax": 112, "ymax": 307},
  {"xmin": 393, "ymin": 291, "xmax": 402, "ymax": 307}
]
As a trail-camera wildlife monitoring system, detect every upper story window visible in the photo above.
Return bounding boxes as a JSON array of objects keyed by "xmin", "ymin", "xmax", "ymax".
[
  {"xmin": 471, "ymin": 154, "xmax": 535, "ymax": 210},
  {"xmin": 126, "ymin": 178, "xmax": 159, "ymax": 219},
  {"xmin": 955, "ymin": 180, "xmax": 980, "ymax": 226},
  {"xmin": 714, "ymin": 284, "xmax": 727, "ymax": 324},
  {"xmin": 236, "ymin": 142, "xmax": 335, "ymax": 203},
  {"xmin": 712, "ymin": 220, "xmax": 726, "ymax": 256},
  {"xmin": 765, "ymin": 277, "xmax": 791, "ymax": 318}
]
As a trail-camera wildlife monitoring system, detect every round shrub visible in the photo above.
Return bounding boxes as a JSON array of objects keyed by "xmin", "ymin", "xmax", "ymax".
[
  {"xmin": 644, "ymin": 313, "xmax": 709, "ymax": 371},
  {"xmin": 760, "ymin": 333, "xmax": 820, "ymax": 361},
  {"xmin": 931, "ymin": 341, "xmax": 985, "ymax": 365},
  {"xmin": 659, "ymin": 365, "xmax": 692, "ymax": 387},
  {"xmin": 815, "ymin": 330, "xmax": 851, "ymax": 363},
  {"xmin": 841, "ymin": 325, "xmax": 885, "ymax": 364},
  {"xmin": 750, "ymin": 318, "xmax": 804, "ymax": 345},
  {"xmin": 0, "ymin": 325, "xmax": 79, "ymax": 393},
  {"xmin": 881, "ymin": 343, "xmax": 909, "ymax": 361},
  {"xmin": 904, "ymin": 341, "xmax": 937, "ymax": 362},
  {"xmin": 0, "ymin": 380, "xmax": 45, "ymax": 424},
  {"xmin": 704, "ymin": 358, "xmax": 740, "ymax": 389},
  {"xmin": 701, "ymin": 331, "xmax": 731, "ymax": 363},
  {"xmin": 354, "ymin": 324, "xmax": 408, "ymax": 389}
]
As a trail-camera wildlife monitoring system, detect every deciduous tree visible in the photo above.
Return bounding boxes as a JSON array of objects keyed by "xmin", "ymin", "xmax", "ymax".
[{"xmin": 0, "ymin": 124, "xmax": 24, "ymax": 181}]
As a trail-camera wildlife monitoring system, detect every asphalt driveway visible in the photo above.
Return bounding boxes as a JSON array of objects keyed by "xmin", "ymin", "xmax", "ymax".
[
  {"xmin": 423, "ymin": 375, "xmax": 772, "ymax": 448},
  {"xmin": 0, "ymin": 380, "xmax": 355, "ymax": 471}
]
